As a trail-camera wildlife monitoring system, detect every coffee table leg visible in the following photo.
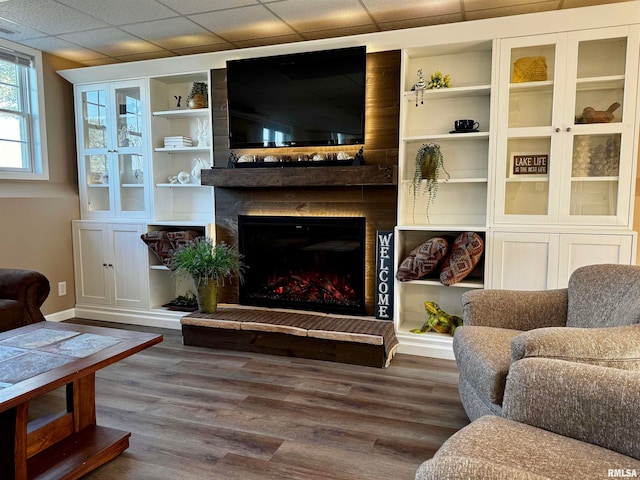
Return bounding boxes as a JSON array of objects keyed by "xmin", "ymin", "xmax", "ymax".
[
  {"xmin": 0, "ymin": 402, "xmax": 29, "ymax": 480},
  {"xmin": 69, "ymin": 372, "xmax": 97, "ymax": 432}
]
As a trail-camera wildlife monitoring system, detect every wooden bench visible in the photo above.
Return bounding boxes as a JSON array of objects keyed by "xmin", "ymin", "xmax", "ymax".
[{"xmin": 181, "ymin": 307, "xmax": 399, "ymax": 368}]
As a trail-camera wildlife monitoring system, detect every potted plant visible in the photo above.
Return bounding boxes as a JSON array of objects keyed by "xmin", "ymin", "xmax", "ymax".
[
  {"xmin": 170, "ymin": 237, "xmax": 245, "ymax": 313},
  {"xmin": 187, "ymin": 81, "xmax": 208, "ymax": 109},
  {"xmin": 411, "ymin": 143, "xmax": 449, "ymax": 222}
]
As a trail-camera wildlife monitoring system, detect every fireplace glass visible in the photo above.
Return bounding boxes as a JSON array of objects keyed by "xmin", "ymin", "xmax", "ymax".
[{"xmin": 238, "ymin": 215, "xmax": 366, "ymax": 315}]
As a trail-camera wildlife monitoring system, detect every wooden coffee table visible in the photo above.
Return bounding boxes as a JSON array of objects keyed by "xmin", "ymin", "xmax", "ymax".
[{"xmin": 0, "ymin": 321, "xmax": 162, "ymax": 480}]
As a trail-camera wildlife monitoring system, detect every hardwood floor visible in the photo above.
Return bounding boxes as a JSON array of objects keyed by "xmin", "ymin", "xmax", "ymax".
[{"xmin": 38, "ymin": 319, "xmax": 469, "ymax": 480}]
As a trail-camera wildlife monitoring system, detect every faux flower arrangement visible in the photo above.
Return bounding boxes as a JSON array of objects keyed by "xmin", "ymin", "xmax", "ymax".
[{"xmin": 428, "ymin": 70, "xmax": 451, "ymax": 89}]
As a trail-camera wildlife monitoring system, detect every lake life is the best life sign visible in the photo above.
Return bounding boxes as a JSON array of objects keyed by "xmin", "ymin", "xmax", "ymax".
[{"xmin": 511, "ymin": 152, "xmax": 549, "ymax": 177}]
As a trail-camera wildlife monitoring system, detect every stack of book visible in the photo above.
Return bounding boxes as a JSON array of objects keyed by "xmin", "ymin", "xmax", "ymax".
[{"xmin": 163, "ymin": 136, "xmax": 192, "ymax": 148}]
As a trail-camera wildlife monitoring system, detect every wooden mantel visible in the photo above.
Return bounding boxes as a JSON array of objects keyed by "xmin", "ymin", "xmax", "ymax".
[{"xmin": 200, "ymin": 165, "xmax": 397, "ymax": 188}]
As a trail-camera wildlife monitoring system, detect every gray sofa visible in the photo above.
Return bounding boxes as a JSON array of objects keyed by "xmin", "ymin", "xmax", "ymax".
[
  {"xmin": 416, "ymin": 357, "xmax": 640, "ymax": 479},
  {"xmin": 453, "ymin": 263, "xmax": 640, "ymax": 421}
]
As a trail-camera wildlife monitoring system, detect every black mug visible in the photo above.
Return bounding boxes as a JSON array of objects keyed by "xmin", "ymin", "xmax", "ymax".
[{"xmin": 455, "ymin": 119, "xmax": 479, "ymax": 131}]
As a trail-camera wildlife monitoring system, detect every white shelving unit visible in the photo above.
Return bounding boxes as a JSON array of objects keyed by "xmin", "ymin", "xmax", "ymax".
[
  {"xmin": 149, "ymin": 73, "xmax": 214, "ymax": 224},
  {"xmin": 394, "ymin": 41, "xmax": 495, "ymax": 358}
]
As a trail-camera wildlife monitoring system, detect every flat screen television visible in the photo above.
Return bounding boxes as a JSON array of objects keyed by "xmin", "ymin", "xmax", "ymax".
[{"xmin": 225, "ymin": 46, "xmax": 366, "ymax": 149}]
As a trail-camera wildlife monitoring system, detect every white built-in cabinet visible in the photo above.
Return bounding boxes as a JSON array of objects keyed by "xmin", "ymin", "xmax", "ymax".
[
  {"xmin": 74, "ymin": 80, "xmax": 151, "ymax": 219},
  {"xmin": 394, "ymin": 41, "xmax": 494, "ymax": 358},
  {"xmin": 494, "ymin": 26, "xmax": 639, "ymax": 226},
  {"xmin": 489, "ymin": 26, "xmax": 640, "ymax": 292},
  {"xmin": 72, "ymin": 221, "xmax": 149, "ymax": 309},
  {"xmin": 72, "ymin": 73, "xmax": 216, "ymax": 324}
]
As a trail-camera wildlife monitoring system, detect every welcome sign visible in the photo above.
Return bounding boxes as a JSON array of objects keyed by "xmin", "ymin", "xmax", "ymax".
[{"xmin": 375, "ymin": 230, "xmax": 394, "ymax": 320}]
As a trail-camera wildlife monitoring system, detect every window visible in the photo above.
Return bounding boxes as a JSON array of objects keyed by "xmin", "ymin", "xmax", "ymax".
[{"xmin": 0, "ymin": 40, "xmax": 48, "ymax": 180}]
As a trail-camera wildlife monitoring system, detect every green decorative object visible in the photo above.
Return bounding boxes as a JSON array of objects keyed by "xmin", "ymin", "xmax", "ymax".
[
  {"xmin": 428, "ymin": 70, "xmax": 451, "ymax": 89},
  {"xmin": 411, "ymin": 143, "xmax": 449, "ymax": 222},
  {"xmin": 410, "ymin": 301, "xmax": 462, "ymax": 336},
  {"xmin": 170, "ymin": 238, "xmax": 245, "ymax": 313}
]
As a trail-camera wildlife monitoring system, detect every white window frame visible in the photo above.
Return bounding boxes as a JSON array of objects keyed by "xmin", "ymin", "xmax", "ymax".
[{"xmin": 0, "ymin": 39, "xmax": 48, "ymax": 181}]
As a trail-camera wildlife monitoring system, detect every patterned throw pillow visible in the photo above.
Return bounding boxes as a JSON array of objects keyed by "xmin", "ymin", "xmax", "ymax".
[
  {"xmin": 140, "ymin": 231, "xmax": 174, "ymax": 267},
  {"xmin": 439, "ymin": 232, "xmax": 484, "ymax": 286},
  {"xmin": 141, "ymin": 230, "xmax": 202, "ymax": 268},
  {"xmin": 396, "ymin": 237, "xmax": 449, "ymax": 281}
]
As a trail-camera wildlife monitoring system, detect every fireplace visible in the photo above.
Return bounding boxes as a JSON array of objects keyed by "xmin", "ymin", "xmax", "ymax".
[{"xmin": 238, "ymin": 215, "xmax": 366, "ymax": 315}]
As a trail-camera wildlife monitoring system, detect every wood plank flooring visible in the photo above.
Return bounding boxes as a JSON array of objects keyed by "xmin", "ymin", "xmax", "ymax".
[{"xmin": 35, "ymin": 319, "xmax": 469, "ymax": 480}]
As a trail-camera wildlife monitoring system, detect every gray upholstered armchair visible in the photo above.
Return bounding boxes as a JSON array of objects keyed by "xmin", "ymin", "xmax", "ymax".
[
  {"xmin": 416, "ymin": 357, "xmax": 640, "ymax": 479},
  {"xmin": 453, "ymin": 263, "xmax": 640, "ymax": 421}
]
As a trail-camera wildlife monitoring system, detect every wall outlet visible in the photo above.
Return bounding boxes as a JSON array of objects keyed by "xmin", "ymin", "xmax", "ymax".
[{"xmin": 58, "ymin": 281, "xmax": 67, "ymax": 296}]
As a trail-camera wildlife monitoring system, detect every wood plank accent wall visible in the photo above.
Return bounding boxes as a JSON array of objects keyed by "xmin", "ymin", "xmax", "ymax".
[{"xmin": 210, "ymin": 50, "xmax": 400, "ymax": 315}]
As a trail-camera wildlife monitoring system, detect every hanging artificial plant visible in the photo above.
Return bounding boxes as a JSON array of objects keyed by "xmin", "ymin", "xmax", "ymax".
[{"xmin": 411, "ymin": 143, "xmax": 449, "ymax": 222}]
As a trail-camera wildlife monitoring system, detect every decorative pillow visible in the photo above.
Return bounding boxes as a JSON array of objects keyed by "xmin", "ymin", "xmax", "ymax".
[
  {"xmin": 396, "ymin": 237, "xmax": 449, "ymax": 281},
  {"xmin": 440, "ymin": 232, "xmax": 484, "ymax": 286},
  {"xmin": 141, "ymin": 230, "xmax": 203, "ymax": 268},
  {"xmin": 166, "ymin": 230, "xmax": 201, "ymax": 249},
  {"xmin": 140, "ymin": 231, "xmax": 174, "ymax": 267}
]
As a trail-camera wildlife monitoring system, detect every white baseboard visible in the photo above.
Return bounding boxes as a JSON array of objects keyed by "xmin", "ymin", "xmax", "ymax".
[
  {"xmin": 45, "ymin": 308, "xmax": 76, "ymax": 322},
  {"xmin": 72, "ymin": 305, "xmax": 184, "ymax": 330},
  {"xmin": 395, "ymin": 332, "xmax": 455, "ymax": 360}
]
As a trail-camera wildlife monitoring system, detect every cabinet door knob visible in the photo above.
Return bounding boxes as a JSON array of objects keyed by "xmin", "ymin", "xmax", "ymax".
[
  {"xmin": 566, "ymin": 127, "xmax": 572, "ymax": 132},
  {"xmin": 108, "ymin": 263, "xmax": 113, "ymax": 267},
  {"xmin": 555, "ymin": 127, "xmax": 561, "ymax": 132},
  {"xmin": 103, "ymin": 263, "xmax": 107, "ymax": 267}
]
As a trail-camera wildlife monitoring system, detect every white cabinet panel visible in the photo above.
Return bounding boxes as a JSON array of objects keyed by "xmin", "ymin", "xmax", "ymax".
[
  {"xmin": 73, "ymin": 221, "xmax": 149, "ymax": 309},
  {"xmin": 491, "ymin": 232, "xmax": 559, "ymax": 290},
  {"xmin": 491, "ymin": 231, "xmax": 635, "ymax": 291},
  {"xmin": 557, "ymin": 234, "xmax": 635, "ymax": 287}
]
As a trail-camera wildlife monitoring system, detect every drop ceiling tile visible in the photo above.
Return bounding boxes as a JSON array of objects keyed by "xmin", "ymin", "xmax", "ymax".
[
  {"xmin": 115, "ymin": 50, "xmax": 179, "ymax": 62},
  {"xmin": 233, "ymin": 32, "xmax": 305, "ymax": 49},
  {"xmin": 463, "ymin": 0, "xmax": 560, "ymax": 12},
  {"xmin": 17, "ymin": 35, "xmax": 108, "ymax": 62},
  {"xmin": 362, "ymin": 0, "xmax": 460, "ymax": 23},
  {"xmin": 57, "ymin": 0, "xmax": 178, "ymax": 25},
  {"xmin": 267, "ymin": 0, "xmax": 372, "ymax": 31},
  {"xmin": 465, "ymin": 1, "xmax": 560, "ymax": 20},
  {"xmin": 59, "ymin": 27, "xmax": 164, "ymax": 56},
  {"xmin": 377, "ymin": 13, "xmax": 465, "ymax": 31},
  {"xmin": 0, "ymin": 0, "xmax": 108, "ymax": 35},
  {"xmin": 189, "ymin": 4, "xmax": 295, "ymax": 42},
  {"xmin": 121, "ymin": 17, "xmax": 225, "ymax": 49},
  {"xmin": 172, "ymin": 42, "xmax": 238, "ymax": 56},
  {"xmin": 562, "ymin": 0, "xmax": 633, "ymax": 7},
  {"xmin": 82, "ymin": 57, "xmax": 124, "ymax": 66},
  {"xmin": 157, "ymin": 0, "xmax": 258, "ymax": 15},
  {"xmin": 300, "ymin": 24, "xmax": 379, "ymax": 42}
]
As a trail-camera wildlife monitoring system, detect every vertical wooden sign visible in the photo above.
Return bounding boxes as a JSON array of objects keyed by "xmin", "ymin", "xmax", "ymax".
[{"xmin": 375, "ymin": 230, "xmax": 394, "ymax": 320}]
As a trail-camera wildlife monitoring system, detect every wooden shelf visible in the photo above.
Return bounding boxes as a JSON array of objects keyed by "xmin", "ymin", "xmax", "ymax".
[
  {"xmin": 27, "ymin": 425, "xmax": 129, "ymax": 480},
  {"xmin": 201, "ymin": 165, "xmax": 397, "ymax": 188}
]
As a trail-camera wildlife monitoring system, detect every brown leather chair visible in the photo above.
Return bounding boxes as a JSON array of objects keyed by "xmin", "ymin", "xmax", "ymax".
[{"xmin": 0, "ymin": 268, "xmax": 50, "ymax": 332}]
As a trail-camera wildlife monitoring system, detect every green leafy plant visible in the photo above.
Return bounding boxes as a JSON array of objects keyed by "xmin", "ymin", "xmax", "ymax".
[
  {"xmin": 411, "ymin": 143, "xmax": 449, "ymax": 222},
  {"xmin": 171, "ymin": 237, "xmax": 244, "ymax": 287}
]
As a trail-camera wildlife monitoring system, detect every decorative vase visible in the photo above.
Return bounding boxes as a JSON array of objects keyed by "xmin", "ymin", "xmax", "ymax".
[
  {"xmin": 188, "ymin": 93, "xmax": 206, "ymax": 109},
  {"xmin": 196, "ymin": 280, "xmax": 218, "ymax": 313}
]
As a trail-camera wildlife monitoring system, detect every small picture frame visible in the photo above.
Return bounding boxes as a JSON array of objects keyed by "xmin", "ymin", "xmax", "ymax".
[{"xmin": 509, "ymin": 152, "xmax": 549, "ymax": 178}]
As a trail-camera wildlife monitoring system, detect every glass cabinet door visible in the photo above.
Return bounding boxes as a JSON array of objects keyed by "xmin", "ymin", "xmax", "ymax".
[
  {"xmin": 75, "ymin": 81, "xmax": 149, "ymax": 219},
  {"xmin": 496, "ymin": 27, "xmax": 638, "ymax": 227},
  {"xmin": 496, "ymin": 34, "xmax": 562, "ymax": 224},
  {"xmin": 79, "ymin": 85, "xmax": 114, "ymax": 215},
  {"xmin": 114, "ymin": 85, "xmax": 147, "ymax": 215},
  {"xmin": 561, "ymin": 31, "xmax": 629, "ymax": 223}
]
